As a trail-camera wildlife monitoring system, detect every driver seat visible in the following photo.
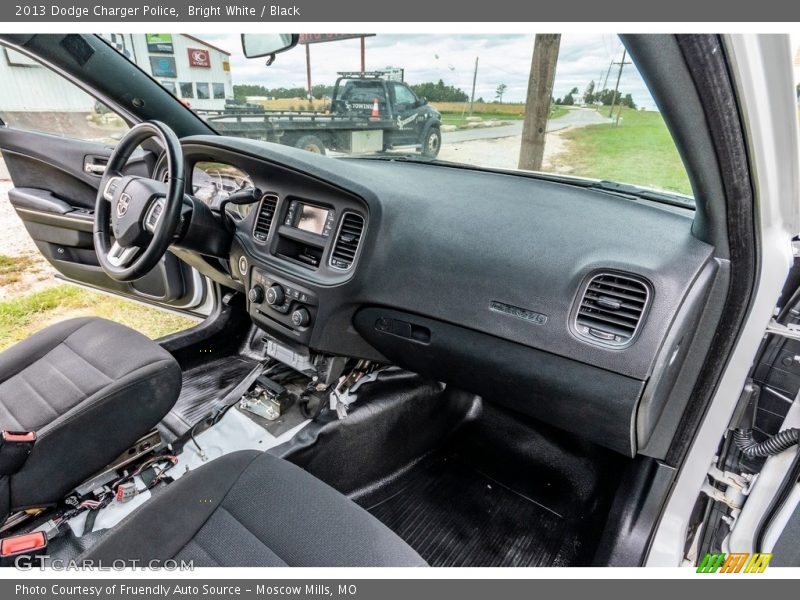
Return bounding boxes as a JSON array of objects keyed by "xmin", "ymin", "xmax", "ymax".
[{"xmin": 0, "ymin": 317, "xmax": 181, "ymax": 522}]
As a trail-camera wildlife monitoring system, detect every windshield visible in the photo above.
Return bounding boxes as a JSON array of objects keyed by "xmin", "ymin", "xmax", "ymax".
[
  {"xmin": 206, "ymin": 34, "xmax": 691, "ymax": 197},
  {"xmin": 26, "ymin": 33, "xmax": 696, "ymax": 199}
]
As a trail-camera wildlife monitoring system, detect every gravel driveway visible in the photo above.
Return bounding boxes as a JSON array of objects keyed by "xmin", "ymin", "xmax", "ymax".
[
  {"xmin": 0, "ymin": 178, "xmax": 41, "ymax": 257},
  {"xmin": 0, "ymin": 170, "xmax": 57, "ymax": 300}
]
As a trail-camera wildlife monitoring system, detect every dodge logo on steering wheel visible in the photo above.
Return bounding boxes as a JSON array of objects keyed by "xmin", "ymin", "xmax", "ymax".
[{"xmin": 117, "ymin": 193, "xmax": 131, "ymax": 217}]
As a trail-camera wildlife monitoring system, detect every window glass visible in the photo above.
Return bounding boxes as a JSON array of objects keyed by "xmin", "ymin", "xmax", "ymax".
[
  {"xmin": 161, "ymin": 81, "xmax": 177, "ymax": 95},
  {"xmin": 339, "ymin": 80, "xmax": 387, "ymax": 103},
  {"xmin": 196, "ymin": 83, "xmax": 210, "ymax": 100},
  {"xmin": 0, "ymin": 47, "xmax": 128, "ymax": 144},
  {"xmin": 180, "ymin": 82, "xmax": 194, "ymax": 98},
  {"xmin": 213, "ymin": 83, "xmax": 226, "ymax": 100},
  {"xmin": 393, "ymin": 83, "xmax": 417, "ymax": 106}
]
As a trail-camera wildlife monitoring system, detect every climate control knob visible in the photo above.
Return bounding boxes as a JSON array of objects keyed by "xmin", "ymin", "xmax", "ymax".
[
  {"xmin": 291, "ymin": 307, "xmax": 311, "ymax": 328},
  {"xmin": 265, "ymin": 284, "xmax": 285, "ymax": 306},
  {"xmin": 248, "ymin": 285, "xmax": 264, "ymax": 304}
]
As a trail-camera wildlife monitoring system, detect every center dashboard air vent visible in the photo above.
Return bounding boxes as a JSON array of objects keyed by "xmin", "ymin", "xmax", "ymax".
[
  {"xmin": 573, "ymin": 272, "xmax": 651, "ymax": 347},
  {"xmin": 329, "ymin": 212, "xmax": 365, "ymax": 270},
  {"xmin": 252, "ymin": 193, "xmax": 278, "ymax": 242}
]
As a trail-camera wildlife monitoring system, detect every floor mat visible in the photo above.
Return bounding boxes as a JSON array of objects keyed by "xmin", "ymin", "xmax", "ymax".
[
  {"xmin": 282, "ymin": 377, "xmax": 624, "ymax": 567},
  {"xmin": 359, "ymin": 450, "xmax": 571, "ymax": 567},
  {"xmin": 160, "ymin": 355, "xmax": 259, "ymax": 439}
]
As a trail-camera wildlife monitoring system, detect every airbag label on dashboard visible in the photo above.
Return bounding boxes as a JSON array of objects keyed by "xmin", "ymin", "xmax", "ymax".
[{"xmin": 489, "ymin": 301, "xmax": 548, "ymax": 325}]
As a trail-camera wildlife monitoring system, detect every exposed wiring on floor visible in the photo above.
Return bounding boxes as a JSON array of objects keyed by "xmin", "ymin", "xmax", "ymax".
[{"xmin": 189, "ymin": 422, "xmax": 207, "ymax": 461}]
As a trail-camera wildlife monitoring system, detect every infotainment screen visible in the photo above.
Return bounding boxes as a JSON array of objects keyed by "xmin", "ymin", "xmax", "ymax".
[{"xmin": 294, "ymin": 203, "xmax": 330, "ymax": 235}]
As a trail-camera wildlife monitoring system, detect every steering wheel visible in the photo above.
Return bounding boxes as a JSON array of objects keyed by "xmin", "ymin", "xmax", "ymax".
[{"xmin": 93, "ymin": 121, "xmax": 185, "ymax": 282}]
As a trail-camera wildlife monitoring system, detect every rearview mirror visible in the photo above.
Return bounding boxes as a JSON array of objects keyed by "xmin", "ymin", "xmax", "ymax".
[{"xmin": 241, "ymin": 34, "xmax": 299, "ymax": 59}]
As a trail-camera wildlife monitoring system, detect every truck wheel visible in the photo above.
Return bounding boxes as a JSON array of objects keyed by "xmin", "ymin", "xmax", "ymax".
[
  {"xmin": 295, "ymin": 135, "xmax": 326, "ymax": 155},
  {"xmin": 421, "ymin": 126, "xmax": 441, "ymax": 158}
]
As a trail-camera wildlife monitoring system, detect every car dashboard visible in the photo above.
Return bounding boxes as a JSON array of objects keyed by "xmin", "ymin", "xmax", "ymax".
[{"xmin": 178, "ymin": 135, "xmax": 717, "ymax": 457}]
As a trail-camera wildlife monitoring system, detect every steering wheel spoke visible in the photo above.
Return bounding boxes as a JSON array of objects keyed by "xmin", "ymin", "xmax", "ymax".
[
  {"xmin": 102, "ymin": 175, "xmax": 123, "ymax": 202},
  {"xmin": 107, "ymin": 241, "xmax": 140, "ymax": 268},
  {"xmin": 143, "ymin": 197, "xmax": 167, "ymax": 233},
  {"xmin": 93, "ymin": 121, "xmax": 184, "ymax": 282}
]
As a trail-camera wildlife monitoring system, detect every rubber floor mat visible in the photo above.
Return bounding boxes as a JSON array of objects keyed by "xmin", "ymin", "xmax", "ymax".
[
  {"xmin": 160, "ymin": 356, "xmax": 258, "ymax": 439},
  {"xmin": 359, "ymin": 451, "xmax": 584, "ymax": 567}
]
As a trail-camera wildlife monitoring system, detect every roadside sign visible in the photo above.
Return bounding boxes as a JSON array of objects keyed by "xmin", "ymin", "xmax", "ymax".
[
  {"xmin": 188, "ymin": 48, "xmax": 210, "ymax": 68},
  {"xmin": 146, "ymin": 33, "xmax": 174, "ymax": 54},
  {"xmin": 299, "ymin": 34, "xmax": 375, "ymax": 45}
]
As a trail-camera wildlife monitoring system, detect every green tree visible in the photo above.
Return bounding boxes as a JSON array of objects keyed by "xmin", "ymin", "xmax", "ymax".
[
  {"xmin": 620, "ymin": 93, "xmax": 637, "ymax": 109},
  {"xmin": 562, "ymin": 87, "xmax": 579, "ymax": 106},
  {"xmin": 409, "ymin": 79, "xmax": 468, "ymax": 102},
  {"xmin": 495, "ymin": 83, "xmax": 508, "ymax": 103},
  {"xmin": 233, "ymin": 84, "xmax": 269, "ymax": 101},
  {"xmin": 597, "ymin": 88, "xmax": 621, "ymax": 106},
  {"xmin": 583, "ymin": 80, "xmax": 596, "ymax": 104},
  {"xmin": 311, "ymin": 84, "xmax": 334, "ymax": 99}
]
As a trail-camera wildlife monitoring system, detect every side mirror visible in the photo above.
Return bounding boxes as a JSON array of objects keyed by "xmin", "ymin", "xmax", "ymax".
[
  {"xmin": 241, "ymin": 34, "xmax": 299, "ymax": 60},
  {"xmin": 419, "ymin": 97, "xmax": 429, "ymax": 106}
]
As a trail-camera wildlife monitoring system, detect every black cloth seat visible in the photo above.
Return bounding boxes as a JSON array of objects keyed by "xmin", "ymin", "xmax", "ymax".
[
  {"xmin": 0, "ymin": 317, "xmax": 181, "ymax": 518},
  {"xmin": 81, "ymin": 450, "xmax": 427, "ymax": 567}
]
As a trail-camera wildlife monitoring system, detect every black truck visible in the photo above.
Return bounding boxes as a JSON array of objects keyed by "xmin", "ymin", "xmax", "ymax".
[{"xmin": 199, "ymin": 72, "xmax": 443, "ymax": 157}]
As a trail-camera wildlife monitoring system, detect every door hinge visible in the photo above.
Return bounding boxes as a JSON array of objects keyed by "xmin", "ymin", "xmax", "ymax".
[
  {"xmin": 700, "ymin": 460, "xmax": 756, "ymax": 514},
  {"xmin": 765, "ymin": 319, "xmax": 800, "ymax": 341}
]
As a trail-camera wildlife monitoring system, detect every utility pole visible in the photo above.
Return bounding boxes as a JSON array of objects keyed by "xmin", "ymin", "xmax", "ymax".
[
  {"xmin": 607, "ymin": 48, "xmax": 631, "ymax": 124},
  {"xmin": 469, "ymin": 56, "xmax": 479, "ymax": 115},
  {"xmin": 601, "ymin": 59, "xmax": 614, "ymax": 91},
  {"xmin": 305, "ymin": 43, "xmax": 313, "ymax": 102},
  {"xmin": 518, "ymin": 34, "xmax": 561, "ymax": 172}
]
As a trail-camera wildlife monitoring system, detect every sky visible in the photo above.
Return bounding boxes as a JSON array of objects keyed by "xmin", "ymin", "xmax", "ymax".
[{"xmin": 200, "ymin": 33, "xmax": 657, "ymax": 109}]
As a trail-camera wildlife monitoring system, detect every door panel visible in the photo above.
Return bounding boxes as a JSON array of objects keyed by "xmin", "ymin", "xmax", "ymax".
[
  {"xmin": 389, "ymin": 82, "xmax": 422, "ymax": 145},
  {"xmin": 0, "ymin": 126, "xmax": 208, "ymax": 312}
]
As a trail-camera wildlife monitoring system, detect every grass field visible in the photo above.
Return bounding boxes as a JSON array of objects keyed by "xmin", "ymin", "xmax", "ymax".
[
  {"xmin": 255, "ymin": 98, "xmax": 321, "ymax": 111},
  {"xmin": 253, "ymin": 98, "xmax": 573, "ymax": 131},
  {"xmin": 0, "ymin": 277, "xmax": 198, "ymax": 351},
  {"xmin": 554, "ymin": 107, "xmax": 692, "ymax": 196},
  {"xmin": 440, "ymin": 105, "xmax": 568, "ymax": 129},
  {"xmin": 256, "ymin": 98, "xmax": 532, "ymax": 116},
  {"xmin": 431, "ymin": 101, "xmax": 527, "ymax": 115},
  {"xmin": 0, "ymin": 254, "xmax": 35, "ymax": 286}
]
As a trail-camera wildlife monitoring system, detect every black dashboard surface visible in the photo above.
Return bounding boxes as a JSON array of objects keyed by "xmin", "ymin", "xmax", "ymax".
[
  {"xmin": 184, "ymin": 135, "xmax": 713, "ymax": 378},
  {"xmin": 180, "ymin": 135, "xmax": 716, "ymax": 454}
]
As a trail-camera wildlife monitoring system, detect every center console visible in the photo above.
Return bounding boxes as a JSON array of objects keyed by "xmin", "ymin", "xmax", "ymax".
[
  {"xmin": 248, "ymin": 267, "xmax": 319, "ymax": 343},
  {"xmin": 240, "ymin": 188, "xmax": 367, "ymax": 346}
]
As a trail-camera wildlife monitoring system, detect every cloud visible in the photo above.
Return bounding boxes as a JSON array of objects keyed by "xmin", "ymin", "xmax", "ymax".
[{"xmin": 200, "ymin": 33, "xmax": 657, "ymax": 108}]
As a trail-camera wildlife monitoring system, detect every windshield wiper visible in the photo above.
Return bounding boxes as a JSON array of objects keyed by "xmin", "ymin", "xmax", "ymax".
[
  {"xmin": 585, "ymin": 180, "xmax": 695, "ymax": 209},
  {"xmin": 344, "ymin": 154, "xmax": 443, "ymax": 164}
]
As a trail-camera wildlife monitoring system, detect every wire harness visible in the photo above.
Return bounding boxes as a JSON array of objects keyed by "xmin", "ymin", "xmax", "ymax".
[{"xmin": 734, "ymin": 428, "xmax": 800, "ymax": 458}]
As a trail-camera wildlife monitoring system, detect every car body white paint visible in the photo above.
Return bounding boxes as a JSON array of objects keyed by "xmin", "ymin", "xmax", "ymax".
[{"xmin": 647, "ymin": 33, "xmax": 800, "ymax": 566}]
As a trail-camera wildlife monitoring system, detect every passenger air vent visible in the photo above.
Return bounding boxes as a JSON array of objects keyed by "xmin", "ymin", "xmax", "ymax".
[
  {"xmin": 574, "ymin": 272, "xmax": 650, "ymax": 347},
  {"xmin": 252, "ymin": 194, "xmax": 278, "ymax": 242},
  {"xmin": 329, "ymin": 212, "xmax": 365, "ymax": 270}
]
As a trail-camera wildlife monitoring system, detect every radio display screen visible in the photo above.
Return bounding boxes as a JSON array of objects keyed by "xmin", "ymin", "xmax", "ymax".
[{"xmin": 293, "ymin": 203, "xmax": 330, "ymax": 235}]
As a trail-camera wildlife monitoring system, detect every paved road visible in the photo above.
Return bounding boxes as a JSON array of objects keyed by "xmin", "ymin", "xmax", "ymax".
[
  {"xmin": 442, "ymin": 107, "xmax": 611, "ymax": 144},
  {"xmin": 549, "ymin": 106, "xmax": 614, "ymax": 130}
]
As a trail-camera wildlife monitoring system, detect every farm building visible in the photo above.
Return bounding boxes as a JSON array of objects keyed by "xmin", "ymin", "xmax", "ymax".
[{"xmin": 0, "ymin": 34, "xmax": 233, "ymax": 116}]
